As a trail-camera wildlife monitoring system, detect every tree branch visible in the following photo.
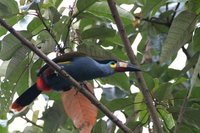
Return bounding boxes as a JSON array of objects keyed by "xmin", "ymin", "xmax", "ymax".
[
  {"xmin": 107, "ymin": 0, "xmax": 164, "ymax": 133},
  {"xmin": 134, "ymin": 15, "xmax": 171, "ymax": 27},
  {"xmin": 173, "ymin": 96, "xmax": 188, "ymax": 133},
  {"xmin": 0, "ymin": 18, "xmax": 133, "ymax": 133}
]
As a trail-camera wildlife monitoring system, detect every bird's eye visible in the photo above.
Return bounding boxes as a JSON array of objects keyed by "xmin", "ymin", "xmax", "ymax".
[{"xmin": 110, "ymin": 61, "xmax": 117, "ymax": 68}]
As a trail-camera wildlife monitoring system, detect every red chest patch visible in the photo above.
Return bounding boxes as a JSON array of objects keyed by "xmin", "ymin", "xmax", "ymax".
[{"xmin": 36, "ymin": 76, "xmax": 51, "ymax": 91}]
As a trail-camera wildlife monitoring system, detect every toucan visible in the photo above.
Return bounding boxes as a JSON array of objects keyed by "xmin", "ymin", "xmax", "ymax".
[{"xmin": 10, "ymin": 52, "xmax": 140, "ymax": 112}]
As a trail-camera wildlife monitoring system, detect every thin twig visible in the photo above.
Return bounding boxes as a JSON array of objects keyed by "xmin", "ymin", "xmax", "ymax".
[
  {"xmin": 36, "ymin": 4, "xmax": 63, "ymax": 53},
  {"xmin": 0, "ymin": 18, "xmax": 133, "ymax": 133},
  {"xmin": 107, "ymin": 0, "xmax": 164, "ymax": 133},
  {"xmin": 170, "ymin": 3, "xmax": 180, "ymax": 24},
  {"xmin": 181, "ymin": 46, "xmax": 191, "ymax": 60},
  {"xmin": 134, "ymin": 15, "xmax": 170, "ymax": 27},
  {"xmin": 63, "ymin": 0, "xmax": 81, "ymax": 48},
  {"xmin": 22, "ymin": 116, "xmax": 43, "ymax": 128},
  {"xmin": 173, "ymin": 96, "xmax": 188, "ymax": 133}
]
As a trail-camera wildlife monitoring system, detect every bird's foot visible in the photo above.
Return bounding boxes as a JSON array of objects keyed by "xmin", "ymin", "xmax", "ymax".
[{"xmin": 80, "ymin": 81, "xmax": 94, "ymax": 96}]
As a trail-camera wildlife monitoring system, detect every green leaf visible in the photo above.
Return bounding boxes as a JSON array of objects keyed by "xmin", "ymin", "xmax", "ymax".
[
  {"xmin": 0, "ymin": 15, "xmax": 23, "ymax": 36},
  {"xmin": 0, "ymin": 126, "xmax": 8, "ymax": 133},
  {"xmin": 81, "ymin": 27, "xmax": 116, "ymax": 39},
  {"xmin": 47, "ymin": 6, "xmax": 61, "ymax": 24},
  {"xmin": 77, "ymin": 0, "xmax": 96, "ymax": 12},
  {"xmin": 0, "ymin": 31, "xmax": 32, "ymax": 60},
  {"xmin": 43, "ymin": 102, "xmax": 67, "ymax": 133},
  {"xmin": 192, "ymin": 28, "xmax": 200, "ymax": 52},
  {"xmin": 158, "ymin": 108, "xmax": 175, "ymax": 129},
  {"xmin": 92, "ymin": 119, "xmax": 108, "ymax": 133},
  {"xmin": 88, "ymin": 1, "xmax": 134, "ymax": 25},
  {"xmin": 5, "ymin": 47, "xmax": 30, "ymax": 78},
  {"xmin": 0, "ymin": 0, "xmax": 19, "ymax": 17},
  {"xmin": 102, "ymin": 97, "xmax": 133, "ymax": 112},
  {"xmin": 188, "ymin": 55, "xmax": 200, "ymax": 97},
  {"xmin": 27, "ymin": 17, "xmax": 43, "ymax": 33},
  {"xmin": 142, "ymin": 0, "xmax": 165, "ymax": 17},
  {"xmin": 160, "ymin": 11, "xmax": 197, "ymax": 63},
  {"xmin": 77, "ymin": 44, "xmax": 117, "ymax": 60},
  {"xmin": 0, "ymin": 57, "xmax": 30, "ymax": 115},
  {"xmin": 187, "ymin": 0, "xmax": 200, "ymax": 14},
  {"xmin": 23, "ymin": 126, "xmax": 42, "ymax": 133},
  {"xmin": 180, "ymin": 52, "xmax": 200, "ymax": 75},
  {"xmin": 100, "ymin": 73, "xmax": 131, "ymax": 91}
]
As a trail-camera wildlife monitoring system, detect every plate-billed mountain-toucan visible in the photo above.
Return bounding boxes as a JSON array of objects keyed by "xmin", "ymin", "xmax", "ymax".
[{"xmin": 11, "ymin": 52, "xmax": 140, "ymax": 112}]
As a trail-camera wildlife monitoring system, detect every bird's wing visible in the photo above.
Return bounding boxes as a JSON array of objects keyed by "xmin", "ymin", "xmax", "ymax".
[{"xmin": 37, "ymin": 52, "xmax": 86, "ymax": 75}]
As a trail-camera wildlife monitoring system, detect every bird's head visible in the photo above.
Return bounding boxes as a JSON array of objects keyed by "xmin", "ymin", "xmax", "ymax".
[{"xmin": 108, "ymin": 60, "xmax": 140, "ymax": 72}]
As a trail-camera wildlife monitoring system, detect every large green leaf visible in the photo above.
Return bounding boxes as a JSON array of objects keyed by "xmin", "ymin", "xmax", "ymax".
[
  {"xmin": 158, "ymin": 107, "xmax": 175, "ymax": 129},
  {"xmin": 0, "ymin": 57, "xmax": 30, "ymax": 115},
  {"xmin": 5, "ymin": 47, "xmax": 30, "ymax": 78},
  {"xmin": 100, "ymin": 73, "xmax": 131, "ymax": 91},
  {"xmin": 142, "ymin": 0, "xmax": 165, "ymax": 17},
  {"xmin": 0, "ymin": 0, "xmax": 19, "ymax": 17},
  {"xmin": 81, "ymin": 27, "xmax": 116, "ymax": 39},
  {"xmin": 27, "ymin": 17, "xmax": 44, "ymax": 33},
  {"xmin": 160, "ymin": 11, "xmax": 197, "ymax": 63},
  {"xmin": 0, "ymin": 31, "xmax": 32, "ymax": 60},
  {"xmin": 88, "ymin": 1, "xmax": 134, "ymax": 25},
  {"xmin": 102, "ymin": 97, "xmax": 133, "ymax": 112},
  {"xmin": 0, "ymin": 126, "xmax": 7, "ymax": 133},
  {"xmin": 76, "ymin": 0, "xmax": 96, "ymax": 12},
  {"xmin": 187, "ymin": 0, "xmax": 200, "ymax": 14},
  {"xmin": 77, "ymin": 44, "xmax": 117, "ymax": 60}
]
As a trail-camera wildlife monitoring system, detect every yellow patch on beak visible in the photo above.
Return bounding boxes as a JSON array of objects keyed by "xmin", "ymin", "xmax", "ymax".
[{"xmin": 118, "ymin": 62, "xmax": 128, "ymax": 68}]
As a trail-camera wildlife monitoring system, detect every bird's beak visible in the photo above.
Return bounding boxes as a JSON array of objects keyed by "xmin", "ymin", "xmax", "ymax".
[{"xmin": 115, "ymin": 62, "xmax": 140, "ymax": 72}]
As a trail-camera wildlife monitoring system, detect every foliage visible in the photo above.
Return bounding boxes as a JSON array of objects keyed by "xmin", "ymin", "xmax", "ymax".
[{"xmin": 0, "ymin": 0, "xmax": 200, "ymax": 132}]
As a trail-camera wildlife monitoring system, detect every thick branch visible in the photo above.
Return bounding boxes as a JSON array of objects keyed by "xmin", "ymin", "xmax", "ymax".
[
  {"xmin": 107, "ymin": 0, "xmax": 164, "ymax": 133},
  {"xmin": 0, "ymin": 18, "xmax": 133, "ymax": 133}
]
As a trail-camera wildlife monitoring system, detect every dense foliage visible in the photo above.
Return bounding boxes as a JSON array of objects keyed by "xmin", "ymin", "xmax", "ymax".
[{"xmin": 0, "ymin": 0, "xmax": 200, "ymax": 132}]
